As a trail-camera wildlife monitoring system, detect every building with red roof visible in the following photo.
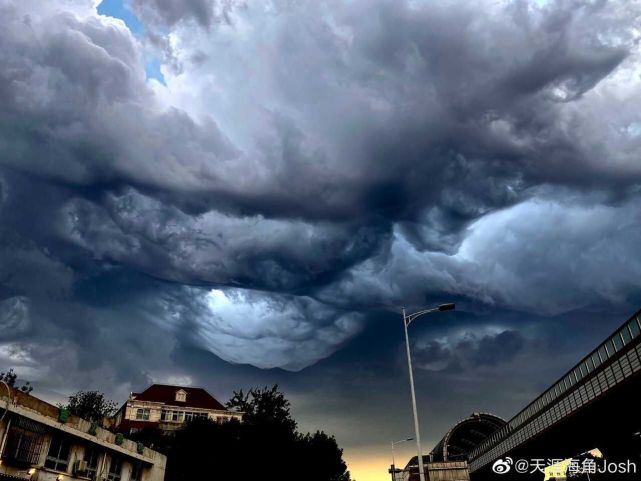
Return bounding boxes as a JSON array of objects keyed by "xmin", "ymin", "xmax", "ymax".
[{"xmin": 112, "ymin": 384, "xmax": 242, "ymax": 434}]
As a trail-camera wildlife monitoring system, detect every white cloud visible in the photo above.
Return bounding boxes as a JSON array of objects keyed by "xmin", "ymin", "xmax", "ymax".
[{"xmin": 154, "ymin": 288, "xmax": 364, "ymax": 371}]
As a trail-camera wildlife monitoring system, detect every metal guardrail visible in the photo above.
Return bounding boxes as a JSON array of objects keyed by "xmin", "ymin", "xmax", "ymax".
[{"xmin": 469, "ymin": 309, "xmax": 641, "ymax": 472}]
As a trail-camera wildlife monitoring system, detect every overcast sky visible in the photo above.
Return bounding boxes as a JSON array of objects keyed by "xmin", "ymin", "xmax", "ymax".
[{"xmin": 1, "ymin": 0, "xmax": 641, "ymax": 479}]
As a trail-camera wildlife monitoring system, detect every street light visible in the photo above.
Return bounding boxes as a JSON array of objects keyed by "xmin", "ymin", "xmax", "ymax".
[
  {"xmin": 402, "ymin": 303, "xmax": 455, "ymax": 481},
  {"xmin": 390, "ymin": 437, "xmax": 413, "ymax": 481}
]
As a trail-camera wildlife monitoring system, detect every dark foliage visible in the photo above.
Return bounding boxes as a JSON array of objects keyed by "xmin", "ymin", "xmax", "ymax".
[
  {"xmin": 298, "ymin": 431, "xmax": 353, "ymax": 481},
  {"xmin": 165, "ymin": 385, "xmax": 351, "ymax": 481},
  {"xmin": 127, "ymin": 426, "xmax": 172, "ymax": 454},
  {"xmin": 62, "ymin": 390, "xmax": 118, "ymax": 424},
  {"xmin": 0, "ymin": 368, "xmax": 33, "ymax": 393},
  {"xmin": 227, "ymin": 385, "xmax": 297, "ymax": 430}
]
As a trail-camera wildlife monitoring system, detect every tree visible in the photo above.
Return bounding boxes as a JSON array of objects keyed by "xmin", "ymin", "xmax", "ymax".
[
  {"xmin": 164, "ymin": 385, "xmax": 351, "ymax": 481},
  {"xmin": 0, "ymin": 368, "xmax": 33, "ymax": 393},
  {"xmin": 127, "ymin": 426, "xmax": 172, "ymax": 454},
  {"xmin": 165, "ymin": 417, "xmax": 242, "ymax": 481},
  {"xmin": 63, "ymin": 390, "xmax": 117, "ymax": 424},
  {"xmin": 227, "ymin": 384, "xmax": 298, "ymax": 434},
  {"xmin": 298, "ymin": 431, "xmax": 351, "ymax": 481}
]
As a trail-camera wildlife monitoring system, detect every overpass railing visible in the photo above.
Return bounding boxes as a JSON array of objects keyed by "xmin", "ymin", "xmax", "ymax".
[{"xmin": 469, "ymin": 309, "xmax": 641, "ymax": 472}]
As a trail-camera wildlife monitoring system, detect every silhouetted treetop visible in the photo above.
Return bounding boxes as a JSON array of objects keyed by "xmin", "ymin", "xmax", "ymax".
[{"xmin": 0, "ymin": 368, "xmax": 33, "ymax": 394}]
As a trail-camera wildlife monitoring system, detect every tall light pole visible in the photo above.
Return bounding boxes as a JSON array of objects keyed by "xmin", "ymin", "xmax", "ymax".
[
  {"xmin": 402, "ymin": 303, "xmax": 455, "ymax": 481},
  {"xmin": 390, "ymin": 437, "xmax": 413, "ymax": 481}
]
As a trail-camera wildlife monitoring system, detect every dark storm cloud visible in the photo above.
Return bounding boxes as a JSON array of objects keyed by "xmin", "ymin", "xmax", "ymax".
[
  {"xmin": 413, "ymin": 328, "xmax": 527, "ymax": 372},
  {"xmin": 4, "ymin": 0, "xmax": 638, "ymax": 224},
  {"xmin": 0, "ymin": 297, "xmax": 31, "ymax": 339},
  {"xmin": 61, "ymin": 188, "xmax": 388, "ymax": 291},
  {"xmin": 1, "ymin": 0, "xmax": 641, "ymax": 386},
  {"xmin": 316, "ymin": 192, "xmax": 641, "ymax": 316}
]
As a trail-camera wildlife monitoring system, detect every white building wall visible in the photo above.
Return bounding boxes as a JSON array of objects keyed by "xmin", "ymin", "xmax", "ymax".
[{"xmin": 0, "ymin": 390, "xmax": 166, "ymax": 481}]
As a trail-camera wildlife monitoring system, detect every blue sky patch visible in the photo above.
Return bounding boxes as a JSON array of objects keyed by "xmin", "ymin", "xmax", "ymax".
[
  {"xmin": 144, "ymin": 57, "xmax": 166, "ymax": 85},
  {"xmin": 97, "ymin": 0, "xmax": 143, "ymax": 34},
  {"xmin": 97, "ymin": 0, "xmax": 165, "ymax": 84}
]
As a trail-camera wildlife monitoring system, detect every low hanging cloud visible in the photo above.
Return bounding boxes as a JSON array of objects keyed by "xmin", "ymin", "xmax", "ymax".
[
  {"xmin": 452, "ymin": 194, "xmax": 641, "ymax": 313},
  {"xmin": 0, "ymin": 0, "xmax": 641, "ymax": 383},
  {"xmin": 318, "ymin": 193, "xmax": 641, "ymax": 315},
  {"xmin": 60, "ymin": 188, "xmax": 387, "ymax": 291},
  {"xmin": 152, "ymin": 288, "xmax": 364, "ymax": 371}
]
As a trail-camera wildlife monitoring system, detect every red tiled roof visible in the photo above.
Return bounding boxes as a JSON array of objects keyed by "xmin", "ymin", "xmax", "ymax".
[{"xmin": 132, "ymin": 384, "xmax": 226, "ymax": 410}]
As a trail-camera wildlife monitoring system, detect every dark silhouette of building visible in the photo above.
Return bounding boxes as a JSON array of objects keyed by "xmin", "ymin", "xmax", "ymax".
[
  {"xmin": 431, "ymin": 413, "xmax": 506, "ymax": 462},
  {"xmin": 396, "ymin": 414, "xmax": 505, "ymax": 481},
  {"xmin": 468, "ymin": 308, "xmax": 641, "ymax": 479}
]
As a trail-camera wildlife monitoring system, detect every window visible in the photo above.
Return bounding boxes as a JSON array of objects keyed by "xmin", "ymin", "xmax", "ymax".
[
  {"xmin": 45, "ymin": 434, "xmax": 71, "ymax": 472},
  {"xmin": 629, "ymin": 318, "xmax": 640, "ymax": 338},
  {"xmin": 4, "ymin": 425, "xmax": 45, "ymax": 466},
  {"xmin": 161, "ymin": 410, "xmax": 186, "ymax": 422},
  {"xmin": 135, "ymin": 408, "xmax": 150, "ymax": 421},
  {"xmin": 131, "ymin": 462, "xmax": 144, "ymax": 481},
  {"xmin": 184, "ymin": 411, "xmax": 208, "ymax": 422},
  {"xmin": 84, "ymin": 447, "xmax": 102, "ymax": 481},
  {"xmin": 620, "ymin": 327, "xmax": 632, "ymax": 345},
  {"xmin": 592, "ymin": 352, "xmax": 601, "ymax": 369},
  {"xmin": 107, "ymin": 456, "xmax": 123, "ymax": 481},
  {"xmin": 612, "ymin": 335, "xmax": 622, "ymax": 352},
  {"xmin": 175, "ymin": 390, "xmax": 187, "ymax": 402}
]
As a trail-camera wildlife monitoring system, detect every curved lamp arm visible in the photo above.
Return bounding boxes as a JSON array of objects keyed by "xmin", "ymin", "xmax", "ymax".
[{"xmin": 404, "ymin": 303, "xmax": 455, "ymax": 326}]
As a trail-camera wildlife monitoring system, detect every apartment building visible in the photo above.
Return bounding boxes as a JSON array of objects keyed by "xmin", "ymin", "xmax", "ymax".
[
  {"xmin": 0, "ymin": 387, "xmax": 165, "ymax": 481},
  {"xmin": 112, "ymin": 384, "xmax": 241, "ymax": 434}
]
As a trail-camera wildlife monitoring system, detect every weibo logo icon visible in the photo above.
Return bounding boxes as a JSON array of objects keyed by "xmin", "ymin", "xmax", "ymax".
[{"xmin": 492, "ymin": 457, "xmax": 514, "ymax": 474}]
